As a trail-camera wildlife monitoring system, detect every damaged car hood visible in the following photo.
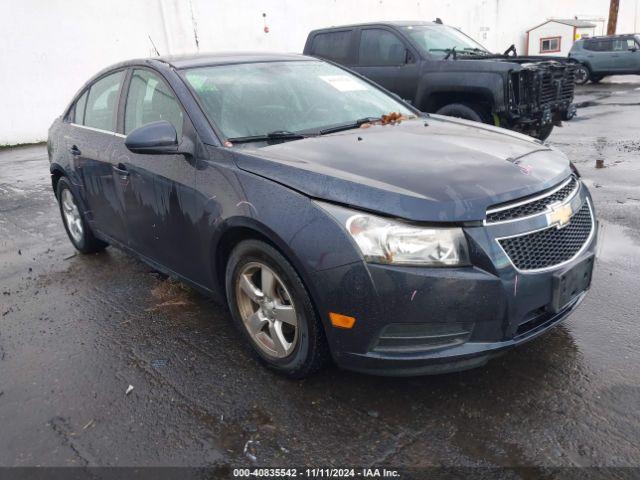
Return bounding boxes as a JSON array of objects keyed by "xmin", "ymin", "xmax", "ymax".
[{"xmin": 233, "ymin": 116, "xmax": 571, "ymax": 222}]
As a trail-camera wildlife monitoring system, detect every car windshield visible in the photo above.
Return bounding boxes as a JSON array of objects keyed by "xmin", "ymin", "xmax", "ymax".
[
  {"xmin": 402, "ymin": 25, "xmax": 490, "ymax": 57},
  {"xmin": 182, "ymin": 60, "xmax": 414, "ymax": 140}
]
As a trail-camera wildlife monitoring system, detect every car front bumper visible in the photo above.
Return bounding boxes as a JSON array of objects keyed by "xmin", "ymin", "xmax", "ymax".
[{"xmin": 309, "ymin": 189, "xmax": 597, "ymax": 376}]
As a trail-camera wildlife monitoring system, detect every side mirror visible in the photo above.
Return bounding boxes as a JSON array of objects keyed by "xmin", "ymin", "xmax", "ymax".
[{"xmin": 125, "ymin": 120, "xmax": 193, "ymax": 156}]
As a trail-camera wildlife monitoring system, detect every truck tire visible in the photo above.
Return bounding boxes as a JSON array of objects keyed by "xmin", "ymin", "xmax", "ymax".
[
  {"xmin": 435, "ymin": 103, "xmax": 485, "ymax": 123},
  {"xmin": 534, "ymin": 124, "xmax": 554, "ymax": 141}
]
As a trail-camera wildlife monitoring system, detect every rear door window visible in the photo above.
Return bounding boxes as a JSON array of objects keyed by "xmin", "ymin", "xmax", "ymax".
[
  {"xmin": 585, "ymin": 39, "xmax": 613, "ymax": 52},
  {"xmin": 358, "ymin": 29, "xmax": 406, "ymax": 66},
  {"xmin": 83, "ymin": 71, "xmax": 124, "ymax": 132},
  {"xmin": 124, "ymin": 69, "xmax": 184, "ymax": 137},
  {"xmin": 310, "ymin": 31, "xmax": 352, "ymax": 63}
]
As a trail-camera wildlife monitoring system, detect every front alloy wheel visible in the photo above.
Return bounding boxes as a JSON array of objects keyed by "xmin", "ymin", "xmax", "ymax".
[
  {"xmin": 225, "ymin": 239, "xmax": 328, "ymax": 378},
  {"xmin": 235, "ymin": 262, "xmax": 298, "ymax": 358}
]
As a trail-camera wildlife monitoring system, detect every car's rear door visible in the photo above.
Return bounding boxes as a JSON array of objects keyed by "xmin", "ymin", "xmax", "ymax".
[
  {"xmin": 350, "ymin": 27, "xmax": 419, "ymax": 104},
  {"xmin": 67, "ymin": 70, "xmax": 128, "ymax": 244},
  {"xmin": 585, "ymin": 39, "xmax": 614, "ymax": 72},
  {"xmin": 112, "ymin": 67, "xmax": 199, "ymax": 277},
  {"xmin": 305, "ymin": 29, "xmax": 356, "ymax": 68}
]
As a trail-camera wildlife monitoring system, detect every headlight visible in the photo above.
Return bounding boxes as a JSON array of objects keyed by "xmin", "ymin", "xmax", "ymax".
[{"xmin": 317, "ymin": 202, "xmax": 470, "ymax": 266}]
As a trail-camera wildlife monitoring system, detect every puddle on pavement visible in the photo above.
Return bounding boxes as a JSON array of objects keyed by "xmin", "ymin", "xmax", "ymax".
[{"xmin": 596, "ymin": 220, "xmax": 640, "ymax": 264}]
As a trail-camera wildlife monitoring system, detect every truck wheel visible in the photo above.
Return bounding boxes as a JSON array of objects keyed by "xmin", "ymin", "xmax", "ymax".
[
  {"xmin": 534, "ymin": 124, "xmax": 554, "ymax": 141},
  {"xmin": 435, "ymin": 103, "xmax": 485, "ymax": 123},
  {"xmin": 574, "ymin": 65, "xmax": 590, "ymax": 85}
]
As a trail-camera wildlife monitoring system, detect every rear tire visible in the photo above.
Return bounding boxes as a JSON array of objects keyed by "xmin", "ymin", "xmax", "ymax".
[
  {"xmin": 574, "ymin": 64, "xmax": 590, "ymax": 85},
  {"xmin": 435, "ymin": 103, "xmax": 486, "ymax": 123},
  {"xmin": 56, "ymin": 177, "xmax": 107, "ymax": 254},
  {"xmin": 225, "ymin": 239, "xmax": 329, "ymax": 378}
]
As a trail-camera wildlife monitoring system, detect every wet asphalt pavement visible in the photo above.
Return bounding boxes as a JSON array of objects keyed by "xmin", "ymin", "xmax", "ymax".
[{"xmin": 0, "ymin": 78, "xmax": 639, "ymax": 473}]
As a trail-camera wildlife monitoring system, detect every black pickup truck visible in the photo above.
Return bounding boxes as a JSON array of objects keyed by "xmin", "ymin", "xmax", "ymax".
[{"xmin": 304, "ymin": 21, "xmax": 577, "ymax": 140}]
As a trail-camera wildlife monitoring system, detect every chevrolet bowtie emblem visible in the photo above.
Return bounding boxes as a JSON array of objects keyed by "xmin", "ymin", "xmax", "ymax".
[{"xmin": 547, "ymin": 202, "xmax": 574, "ymax": 229}]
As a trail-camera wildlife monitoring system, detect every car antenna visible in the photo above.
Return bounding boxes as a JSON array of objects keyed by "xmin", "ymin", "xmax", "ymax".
[
  {"xmin": 434, "ymin": 17, "xmax": 443, "ymax": 24},
  {"xmin": 503, "ymin": 44, "xmax": 517, "ymax": 57},
  {"xmin": 148, "ymin": 34, "xmax": 161, "ymax": 56},
  {"xmin": 444, "ymin": 46, "xmax": 457, "ymax": 60}
]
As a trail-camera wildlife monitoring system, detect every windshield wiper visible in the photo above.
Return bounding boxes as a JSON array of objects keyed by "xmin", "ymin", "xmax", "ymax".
[
  {"xmin": 226, "ymin": 130, "xmax": 307, "ymax": 144},
  {"xmin": 318, "ymin": 117, "xmax": 381, "ymax": 135},
  {"xmin": 463, "ymin": 47, "xmax": 490, "ymax": 56}
]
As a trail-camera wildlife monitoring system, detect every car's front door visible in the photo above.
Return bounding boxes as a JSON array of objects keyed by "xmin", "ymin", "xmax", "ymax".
[
  {"xmin": 611, "ymin": 37, "xmax": 639, "ymax": 72},
  {"xmin": 67, "ymin": 70, "xmax": 128, "ymax": 244},
  {"xmin": 112, "ymin": 67, "xmax": 199, "ymax": 278},
  {"xmin": 351, "ymin": 28, "xmax": 419, "ymax": 104}
]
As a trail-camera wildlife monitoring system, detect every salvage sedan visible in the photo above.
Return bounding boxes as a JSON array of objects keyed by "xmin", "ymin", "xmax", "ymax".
[{"xmin": 48, "ymin": 53, "xmax": 597, "ymax": 377}]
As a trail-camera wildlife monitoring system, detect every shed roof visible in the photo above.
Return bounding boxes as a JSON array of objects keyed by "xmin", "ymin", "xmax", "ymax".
[{"xmin": 527, "ymin": 19, "xmax": 597, "ymax": 32}]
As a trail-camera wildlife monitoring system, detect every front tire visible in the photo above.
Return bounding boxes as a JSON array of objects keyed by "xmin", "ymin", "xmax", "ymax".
[
  {"xmin": 435, "ymin": 103, "xmax": 486, "ymax": 123},
  {"xmin": 56, "ymin": 177, "xmax": 107, "ymax": 254},
  {"xmin": 225, "ymin": 239, "xmax": 329, "ymax": 378},
  {"xmin": 533, "ymin": 123, "xmax": 554, "ymax": 141}
]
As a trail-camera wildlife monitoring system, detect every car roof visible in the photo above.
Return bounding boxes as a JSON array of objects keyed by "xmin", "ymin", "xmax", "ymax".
[
  {"xmin": 104, "ymin": 52, "xmax": 314, "ymax": 72},
  {"xmin": 579, "ymin": 33, "xmax": 639, "ymax": 40},
  {"xmin": 155, "ymin": 52, "xmax": 313, "ymax": 69},
  {"xmin": 310, "ymin": 20, "xmax": 439, "ymax": 31}
]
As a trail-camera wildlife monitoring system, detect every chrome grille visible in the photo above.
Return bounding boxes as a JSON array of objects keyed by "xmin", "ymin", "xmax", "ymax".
[
  {"xmin": 486, "ymin": 176, "xmax": 578, "ymax": 224},
  {"xmin": 498, "ymin": 201, "xmax": 593, "ymax": 271}
]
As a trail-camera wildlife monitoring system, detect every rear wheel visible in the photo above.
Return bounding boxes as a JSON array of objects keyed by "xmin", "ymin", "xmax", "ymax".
[
  {"xmin": 225, "ymin": 239, "xmax": 329, "ymax": 378},
  {"xmin": 435, "ymin": 103, "xmax": 487, "ymax": 123},
  {"xmin": 56, "ymin": 177, "xmax": 107, "ymax": 254},
  {"xmin": 574, "ymin": 64, "xmax": 590, "ymax": 85}
]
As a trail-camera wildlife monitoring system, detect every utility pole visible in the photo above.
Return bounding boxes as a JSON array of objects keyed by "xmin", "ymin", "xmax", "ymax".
[{"xmin": 607, "ymin": 0, "xmax": 619, "ymax": 35}]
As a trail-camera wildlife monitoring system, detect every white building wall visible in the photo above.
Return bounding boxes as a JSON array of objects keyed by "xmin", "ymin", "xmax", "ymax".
[
  {"xmin": 527, "ymin": 22, "xmax": 574, "ymax": 56},
  {"xmin": 1, "ymin": 0, "xmax": 639, "ymax": 145},
  {"xmin": 575, "ymin": 26, "xmax": 597, "ymax": 40}
]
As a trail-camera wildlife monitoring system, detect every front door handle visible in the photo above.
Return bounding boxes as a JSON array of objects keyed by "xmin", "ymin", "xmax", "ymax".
[
  {"xmin": 112, "ymin": 163, "xmax": 129, "ymax": 177},
  {"xmin": 69, "ymin": 145, "xmax": 81, "ymax": 156}
]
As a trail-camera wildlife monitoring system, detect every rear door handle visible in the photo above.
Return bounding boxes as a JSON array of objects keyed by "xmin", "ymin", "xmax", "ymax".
[
  {"xmin": 112, "ymin": 163, "xmax": 129, "ymax": 177},
  {"xmin": 69, "ymin": 145, "xmax": 81, "ymax": 156}
]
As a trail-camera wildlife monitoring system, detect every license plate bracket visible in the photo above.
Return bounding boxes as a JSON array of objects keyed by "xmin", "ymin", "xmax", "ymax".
[{"xmin": 551, "ymin": 254, "xmax": 595, "ymax": 313}]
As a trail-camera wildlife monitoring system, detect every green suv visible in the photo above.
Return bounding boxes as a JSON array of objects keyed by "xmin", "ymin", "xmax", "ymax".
[{"xmin": 569, "ymin": 34, "xmax": 640, "ymax": 84}]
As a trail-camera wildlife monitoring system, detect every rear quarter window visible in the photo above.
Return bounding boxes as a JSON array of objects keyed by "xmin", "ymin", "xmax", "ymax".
[
  {"xmin": 73, "ymin": 91, "xmax": 88, "ymax": 124},
  {"xmin": 310, "ymin": 30, "xmax": 352, "ymax": 64}
]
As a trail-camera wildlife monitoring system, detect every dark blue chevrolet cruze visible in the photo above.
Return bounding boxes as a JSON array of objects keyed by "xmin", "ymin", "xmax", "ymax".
[{"xmin": 48, "ymin": 53, "xmax": 597, "ymax": 377}]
